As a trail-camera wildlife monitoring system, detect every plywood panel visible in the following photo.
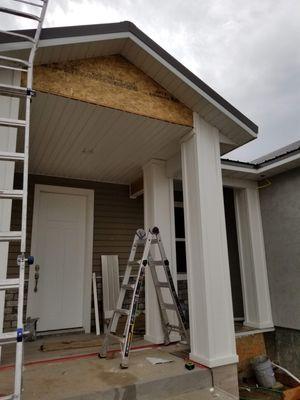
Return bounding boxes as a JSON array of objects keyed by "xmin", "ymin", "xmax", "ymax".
[
  {"xmin": 236, "ymin": 333, "xmax": 267, "ymax": 373},
  {"xmin": 29, "ymin": 55, "xmax": 193, "ymax": 127}
]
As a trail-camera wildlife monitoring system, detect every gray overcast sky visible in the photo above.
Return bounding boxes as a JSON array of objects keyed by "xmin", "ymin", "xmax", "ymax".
[{"xmin": 2, "ymin": 0, "xmax": 300, "ymax": 161}]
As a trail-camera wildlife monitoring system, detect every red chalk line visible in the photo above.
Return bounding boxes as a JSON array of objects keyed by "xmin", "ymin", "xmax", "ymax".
[{"xmin": 0, "ymin": 342, "xmax": 207, "ymax": 372}]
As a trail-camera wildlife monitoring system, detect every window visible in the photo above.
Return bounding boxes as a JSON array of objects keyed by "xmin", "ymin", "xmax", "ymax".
[{"xmin": 174, "ymin": 195, "xmax": 187, "ymax": 277}]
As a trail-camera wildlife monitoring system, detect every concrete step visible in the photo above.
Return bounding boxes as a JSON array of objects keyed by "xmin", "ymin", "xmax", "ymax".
[
  {"xmin": 164, "ymin": 388, "xmax": 236, "ymax": 400},
  {"xmin": 0, "ymin": 343, "xmax": 212, "ymax": 400},
  {"xmin": 65, "ymin": 367, "xmax": 212, "ymax": 400}
]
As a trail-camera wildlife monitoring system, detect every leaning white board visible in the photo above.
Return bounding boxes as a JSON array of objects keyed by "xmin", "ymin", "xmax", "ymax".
[
  {"xmin": 101, "ymin": 255, "xmax": 120, "ymax": 320},
  {"xmin": 92, "ymin": 272, "xmax": 100, "ymax": 335}
]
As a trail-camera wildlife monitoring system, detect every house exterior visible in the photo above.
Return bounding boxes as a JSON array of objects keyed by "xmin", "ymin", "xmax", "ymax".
[
  {"xmin": 1, "ymin": 21, "xmax": 298, "ymax": 396},
  {"xmin": 256, "ymin": 142, "xmax": 300, "ymax": 377}
]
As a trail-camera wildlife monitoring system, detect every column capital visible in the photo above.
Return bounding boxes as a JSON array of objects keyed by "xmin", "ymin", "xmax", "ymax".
[{"xmin": 143, "ymin": 159, "xmax": 166, "ymax": 171}]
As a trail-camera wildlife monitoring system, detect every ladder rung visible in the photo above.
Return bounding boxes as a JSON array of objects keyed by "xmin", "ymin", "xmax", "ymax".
[
  {"xmin": 115, "ymin": 308, "xmax": 130, "ymax": 316},
  {"xmin": 0, "ymin": 231, "xmax": 22, "ymax": 242},
  {"xmin": 0, "ymin": 29, "xmax": 35, "ymax": 43},
  {"xmin": 150, "ymin": 260, "xmax": 163, "ymax": 266},
  {"xmin": 0, "ymin": 64, "xmax": 28, "ymax": 73},
  {"xmin": 121, "ymin": 284, "xmax": 135, "ymax": 291},
  {"xmin": 0, "ymin": 278, "xmax": 20, "ymax": 290},
  {"xmin": 0, "ymin": 151, "xmax": 25, "ymax": 161},
  {"xmin": 0, "ymin": 55, "xmax": 29, "ymax": 67},
  {"xmin": 0, "ymin": 190, "xmax": 23, "ymax": 199},
  {"xmin": 0, "ymin": 331, "xmax": 17, "ymax": 344},
  {"xmin": 155, "ymin": 282, "xmax": 169, "ymax": 288},
  {"xmin": 0, "ymin": 83, "xmax": 31, "ymax": 98},
  {"xmin": 128, "ymin": 261, "xmax": 140, "ymax": 266},
  {"xmin": 167, "ymin": 324, "xmax": 183, "ymax": 333},
  {"xmin": 136, "ymin": 239, "xmax": 158, "ymax": 245},
  {"xmin": 0, "ymin": 7, "xmax": 41, "ymax": 21},
  {"xmin": 0, "ymin": 117, "xmax": 26, "ymax": 128},
  {"xmin": 0, "ymin": 394, "xmax": 14, "ymax": 400},
  {"xmin": 163, "ymin": 303, "xmax": 177, "ymax": 311},
  {"xmin": 107, "ymin": 332, "xmax": 125, "ymax": 344},
  {"xmin": 0, "ymin": 330, "xmax": 29, "ymax": 344},
  {"xmin": 12, "ymin": 0, "xmax": 44, "ymax": 8}
]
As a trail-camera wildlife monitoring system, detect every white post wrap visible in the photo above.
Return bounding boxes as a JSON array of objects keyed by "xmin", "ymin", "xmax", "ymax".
[
  {"xmin": 235, "ymin": 186, "xmax": 273, "ymax": 329},
  {"xmin": 181, "ymin": 113, "xmax": 238, "ymax": 367},
  {"xmin": 0, "ymin": 70, "xmax": 20, "ymax": 337},
  {"xmin": 143, "ymin": 159, "xmax": 178, "ymax": 343}
]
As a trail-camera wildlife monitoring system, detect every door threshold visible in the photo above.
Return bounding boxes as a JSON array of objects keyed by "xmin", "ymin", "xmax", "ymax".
[{"xmin": 36, "ymin": 327, "xmax": 85, "ymax": 337}]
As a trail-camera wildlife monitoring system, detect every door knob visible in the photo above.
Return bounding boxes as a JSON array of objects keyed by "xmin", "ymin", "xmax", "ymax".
[{"xmin": 34, "ymin": 264, "xmax": 40, "ymax": 293}]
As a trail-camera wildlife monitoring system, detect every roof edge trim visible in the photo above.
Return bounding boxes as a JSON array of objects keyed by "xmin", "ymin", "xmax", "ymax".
[{"xmin": 0, "ymin": 21, "xmax": 258, "ymax": 135}]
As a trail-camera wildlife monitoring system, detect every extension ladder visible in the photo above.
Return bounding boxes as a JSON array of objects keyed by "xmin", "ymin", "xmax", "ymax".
[
  {"xmin": 0, "ymin": 1, "xmax": 48, "ymax": 399},
  {"xmin": 99, "ymin": 227, "xmax": 188, "ymax": 369}
]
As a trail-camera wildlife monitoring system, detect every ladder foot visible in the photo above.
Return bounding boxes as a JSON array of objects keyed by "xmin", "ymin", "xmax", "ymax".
[
  {"xmin": 98, "ymin": 352, "xmax": 107, "ymax": 359},
  {"xmin": 120, "ymin": 361, "xmax": 129, "ymax": 369}
]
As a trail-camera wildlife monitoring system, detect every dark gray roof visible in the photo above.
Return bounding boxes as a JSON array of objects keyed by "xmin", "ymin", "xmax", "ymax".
[
  {"xmin": 222, "ymin": 140, "xmax": 300, "ymax": 169},
  {"xmin": 252, "ymin": 140, "xmax": 300, "ymax": 164},
  {"xmin": 0, "ymin": 21, "xmax": 258, "ymax": 134}
]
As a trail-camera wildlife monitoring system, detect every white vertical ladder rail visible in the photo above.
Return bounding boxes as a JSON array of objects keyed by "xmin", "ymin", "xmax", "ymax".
[{"xmin": 0, "ymin": 1, "xmax": 49, "ymax": 399}]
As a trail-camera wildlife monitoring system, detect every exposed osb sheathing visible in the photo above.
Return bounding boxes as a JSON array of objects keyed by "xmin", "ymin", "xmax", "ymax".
[
  {"xmin": 30, "ymin": 55, "xmax": 193, "ymax": 126},
  {"xmin": 236, "ymin": 333, "xmax": 267, "ymax": 373}
]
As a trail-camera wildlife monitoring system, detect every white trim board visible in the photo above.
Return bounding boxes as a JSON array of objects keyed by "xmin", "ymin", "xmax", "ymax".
[
  {"xmin": 235, "ymin": 327, "xmax": 274, "ymax": 338},
  {"xmin": 27, "ymin": 184, "xmax": 94, "ymax": 333}
]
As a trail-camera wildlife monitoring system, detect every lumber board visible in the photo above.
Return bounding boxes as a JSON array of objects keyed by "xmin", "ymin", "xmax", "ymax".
[
  {"xmin": 283, "ymin": 386, "xmax": 300, "ymax": 400},
  {"xmin": 40, "ymin": 338, "xmax": 102, "ymax": 352},
  {"xmin": 29, "ymin": 55, "xmax": 193, "ymax": 126}
]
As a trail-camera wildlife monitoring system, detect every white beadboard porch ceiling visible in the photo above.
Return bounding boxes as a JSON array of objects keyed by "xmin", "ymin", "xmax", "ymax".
[
  {"xmin": 1, "ymin": 26, "xmax": 258, "ymax": 148},
  {"xmin": 22, "ymin": 92, "xmax": 191, "ymax": 184}
]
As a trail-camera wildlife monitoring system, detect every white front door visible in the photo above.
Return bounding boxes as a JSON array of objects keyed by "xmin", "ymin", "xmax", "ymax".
[{"xmin": 27, "ymin": 185, "xmax": 94, "ymax": 332}]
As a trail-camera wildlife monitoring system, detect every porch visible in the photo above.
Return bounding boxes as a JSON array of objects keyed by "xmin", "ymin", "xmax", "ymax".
[
  {"xmin": 0, "ymin": 332, "xmax": 214, "ymax": 400},
  {"xmin": 2, "ymin": 102, "xmax": 274, "ymax": 337},
  {"xmin": 0, "ymin": 329, "xmax": 265, "ymax": 400},
  {"xmin": 1, "ymin": 93, "xmax": 273, "ymax": 385}
]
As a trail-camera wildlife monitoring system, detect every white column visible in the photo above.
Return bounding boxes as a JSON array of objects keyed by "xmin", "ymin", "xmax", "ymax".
[
  {"xmin": 234, "ymin": 186, "xmax": 273, "ymax": 329},
  {"xmin": 143, "ymin": 159, "xmax": 178, "ymax": 343},
  {"xmin": 0, "ymin": 70, "xmax": 20, "ymax": 336},
  {"xmin": 181, "ymin": 113, "xmax": 238, "ymax": 368}
]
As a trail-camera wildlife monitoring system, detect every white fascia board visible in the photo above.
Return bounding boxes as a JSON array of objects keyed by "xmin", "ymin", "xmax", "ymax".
[
  {"xmin": 221, "ymin": 163, "xmax": 257, "ymax": 176},
  {"xmin": 0, "ymin": 31, "xmax": 257, "ymax": 140},
  {"xmin": 221, "ymin": 151, "xmax": 300, "ymax": 179},
  {"xmin": 257, "ymin": 152, "xmax": 300, "ymax": 175},
  {"xmin": 0, "ymin": 32, "xmax": 129, "ymax": 52},
  {"xmin": 126, "ymin": 33, "xmax": 257, "ymax": 140}
]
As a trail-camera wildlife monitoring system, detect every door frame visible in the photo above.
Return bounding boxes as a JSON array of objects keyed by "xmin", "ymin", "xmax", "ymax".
[{"xmin": 27, "ymin": 184, "xmax": 94, "ymax": 333}]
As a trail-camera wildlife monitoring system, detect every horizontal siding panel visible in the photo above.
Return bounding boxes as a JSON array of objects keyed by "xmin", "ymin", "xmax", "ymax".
[{"xmin": 5, "ymin": 173, "xmax": 144, "ymax": 329}]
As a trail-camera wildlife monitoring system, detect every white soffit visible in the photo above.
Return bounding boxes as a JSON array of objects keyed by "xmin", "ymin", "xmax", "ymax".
[{"xmin": 22, "ymin": 92, "xmax": 190, "ymax": 184}]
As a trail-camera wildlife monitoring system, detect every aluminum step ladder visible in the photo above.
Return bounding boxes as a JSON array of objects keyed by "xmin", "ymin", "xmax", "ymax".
[
  {"xmin": 99, "ymin": 227, "xmax": 188, "ymax": 369},
  {"xmin": 0, "ymin": 1, "xmax": 48, "ymax": 399}
]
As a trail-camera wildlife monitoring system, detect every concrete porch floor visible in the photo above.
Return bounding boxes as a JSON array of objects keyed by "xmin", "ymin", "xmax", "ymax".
[{"xmin": 0, "ymin": 333, "xmax": 234, "ymax": 400}]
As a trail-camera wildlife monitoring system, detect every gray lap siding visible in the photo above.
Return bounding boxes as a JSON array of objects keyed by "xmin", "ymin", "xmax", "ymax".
[{"xmin": 4, "ymin": 173, "xmax": 144, "ymax": 331}]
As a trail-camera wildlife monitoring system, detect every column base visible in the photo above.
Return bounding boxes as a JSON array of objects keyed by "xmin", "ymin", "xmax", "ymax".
[
  {"xmin": 244, "ymin": 320, "xmax": 274, "ymax": 329},
  {"xmin": 212, "ymin": 363, "xmax": 239, "ymax": 399},
  {"xmin": 144, "ymin": 334, "xmax": 165, "ymax": 344},
  {"xmin": 189, "ymin": 352, "xmax": 239, "ymax": 368},
  {"xmin": 144, "ymin": 332, "xmax": 181, "ymax": 344}
]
